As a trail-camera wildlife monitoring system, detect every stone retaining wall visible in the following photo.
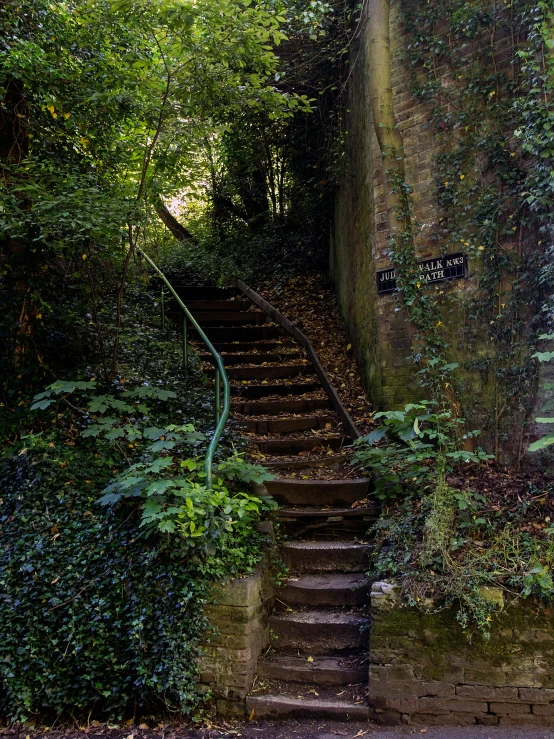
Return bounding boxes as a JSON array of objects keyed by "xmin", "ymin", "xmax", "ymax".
[
  {"xmin": 370, "ymin": 582, "xmax": 554, "ymax": 727},
  {"xmin": 197, "ymin": 567, "xmax": 274, "ymax": 717}
]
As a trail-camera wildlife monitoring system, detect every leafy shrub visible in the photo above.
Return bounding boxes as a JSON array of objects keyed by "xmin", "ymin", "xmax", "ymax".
[
  {"xmin": 0, "ymin": 374, "xmax": 274, "ymax": 720},
  {"xmin": 350, "ymin": 401, "xmax": 491, "ymax": 501}
]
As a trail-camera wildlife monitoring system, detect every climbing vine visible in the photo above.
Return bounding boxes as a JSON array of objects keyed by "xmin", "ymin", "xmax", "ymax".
[{"xmin": 390, "ymin": 0, "xmax": 554, "ymax": 460}]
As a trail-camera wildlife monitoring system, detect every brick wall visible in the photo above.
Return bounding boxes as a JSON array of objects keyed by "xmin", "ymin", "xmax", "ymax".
[
  {"xmin": 330, "ymin": 0, "xmax": 515, "ymax": 427},
  {"xmin": 369, "ymin": 581, "xmax": 554, "ymax": 727},
  {"xmin": 197, "ymin": 567, "xmax": 274, "ymax": 717},
  {"xmin": 331, "ymin": 0, "xmax": 439, "ymax": 410}
]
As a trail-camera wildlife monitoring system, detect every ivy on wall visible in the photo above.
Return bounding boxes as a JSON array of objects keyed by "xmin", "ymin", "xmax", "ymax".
[{"xmin": 393, "ymin": 0, "xmax": 554, "ymax": 461}]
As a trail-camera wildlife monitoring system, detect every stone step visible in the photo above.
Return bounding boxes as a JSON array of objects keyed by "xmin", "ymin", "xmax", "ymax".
[
  {"xmin": 257, "ymin": 655, "xmax": 367, "ymax": 686},
  {"xmin": 187, "ymin": 299, "xmax": 251, "ymax": 311},
  {"xmin": 172, "ymin": 286, "xmax": 235, "ymax": 300},
  {"xmin": 197, "ymin": 325, "xmax": 284, "ymax": 342},
  {"xmin": 269, "ymin": 611, "xmax": 369, "ymax": 654},
  {"xmin": 193, "ymin": 310, "xmax": 267, "ymax": 325},
  {"xmin": 212, "ymin": 340, "xmax": 296, "ymax": 353},
  {"xmin": 199, "ymin": 352, "xmax": 304, "ymax": 365},
  {"xmin": 279, "ymin": 541, "xmax": 372, "ymax": 573},
  {"xmin": 274, "ymin": 505, "xmax": 379, "ymax": 520},
  {"xmin": 261, "ymin": 453, "xmax": 349, "ymax": 469},
  {"xmin": 274, "ymin": 506, "xmax": 379, "ymax": 540},
  {"xmin": 238, "ymin": 415, "xmax": 336, "ymax": 435},
  {"xmin": 233, "ymin": 382, "xmax": 322, "ymax": 399},
  {"xmin": 225, "ymin": 364, "xmax": 314, "ymax": 380},
  {"xmin": 246, "ymin": 694, "xmax": 369, "ymax": 721},
  {"xmin": 265, "ymin": 478, "xmax": 369, "ymax": 506},
  {"xmin": 232, "ymin": 398, "xmax": 332, "ymax": 415},
  {"xmin": 252, "ymin": 435, "xmax": 345, "ymax": 455},
  {"xmin": 279, "ymin": 573, "xmax": 371, "ymax": 607}
]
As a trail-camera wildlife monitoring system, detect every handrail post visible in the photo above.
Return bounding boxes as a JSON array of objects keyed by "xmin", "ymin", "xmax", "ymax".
[
  {"xmin": 161, "ymin": 286, "xmax": 165, "ymax": 331},
  {"xmin": 215, "ymin": 368, "xmax": 221, "ymax": 424},
  {"xmin": 182, "ymin": 317, "xmax": 188, "ymax": 372}
]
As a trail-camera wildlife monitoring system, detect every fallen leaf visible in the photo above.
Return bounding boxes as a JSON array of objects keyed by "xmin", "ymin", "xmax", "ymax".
[
  {"xmin": 420, "ymin": 730, "xmax": 428, "ymax": 734},
  {"xmin": 306, "ymin": 655, "xmax": 314, "ymax": 663},
  {"xmin": 248, "ymin": 708, "xmax": 255, "ymax": 721}
]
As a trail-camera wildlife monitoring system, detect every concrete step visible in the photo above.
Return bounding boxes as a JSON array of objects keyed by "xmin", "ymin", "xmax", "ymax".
[
  {"xmin": 252, "ymin": 435, "xmax": 345, "ymax": 455},
  {"xmin": 279, "ymin": 541, "xmax": 372, "ymax": 573},
  {"xmin": 199, "ymin": 352, "xmax": 304, "ymax": 365},
  {"xmin": 232, "ymin": 398, "xmax": 331, "ymax": 415},
  {"xmin": 246, "ymin": 694, "xmax": 369, "ymax": 721},
  {"xmin": 233, "ymin": 382, "xmax": 322, "ymax": 399},
  {"xmin": 280, "ymin": 573, "xmax": 371, "ymax": 607},
  {"xmin": 239, "ymin": 415, "xmax": 336, "ymax": 435},
  {"xmin": 225, "ymin": 364, "xmax": 313, "ymax": 380},
  {"xmin": 265, "ymin": 478, "xmax": 369, "ymax": 506},
  {"xmin": 269, "ymin": 611, "xmax": 369, "ymax": 654},
  {"xmin": 257, "ymin": 655, "xmax": 367, "ymax": 686}
]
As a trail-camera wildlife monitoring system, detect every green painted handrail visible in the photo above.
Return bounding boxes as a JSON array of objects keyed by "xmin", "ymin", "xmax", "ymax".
[{"xmin": 136, "ymin": 246, "xmax": 230, "ymax": 488}]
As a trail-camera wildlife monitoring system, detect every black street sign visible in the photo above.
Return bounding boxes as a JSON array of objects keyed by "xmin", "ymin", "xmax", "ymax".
[{"xmin": 376, "ymin": 252, "xmax": 467, "ymax": 294}]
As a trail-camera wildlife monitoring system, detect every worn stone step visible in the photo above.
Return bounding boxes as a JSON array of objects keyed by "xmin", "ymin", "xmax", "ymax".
[
  {"xmin": 280, "ymin": 573, "xmax": 371, "ymax": 607},
  {"xmin": 265, "ymin": 478, "xmax": 369, "ymax": 506},
  {"xmin": 261, "ymin": 453, "xmax": 349, "ymax": 469},
  {"xmin": 274, "ymin": 505, "xmax": 379, "ymax": 520},
  {"xmin": 193, "ymin": 310, "xmax": 267, "ymax": 325},
  {"xmin": 257, "ymin": 655, "xmax": 368, "ymax": 686},
  {"xmin": 269, "ymin": 611, "xmax": 369, "ymax": 654},
  {"xmin": 198, "ymin": 325, "xmax": 284, "ymax": 342},
  {"xmin": 199, "ymin": 352, "xmax": 304, "ymax": 365},
  {"xmin": 232, "ymin": 398, "xmax": 332, "ymax": 415},
  {"xmin": 187, "ymin": 299, "xmax": 251, "ymax": 311},
  {"xmin": 252, "ymin": 435, "xmax": 345, "ymax": 455},
  {"xmin": 225, "ymin": 364, "xmax": 313, "ymax": 380},
  {"xmin": 233, "ymin": 382, "xmax": 322, "ymax": 399},
  {"xmin": 246, "ymin": 694, "xmax": 369, "ymax": 721},
  {"xmin": 279, "ymin": 541, "xmax": 371, "ymax": 573},
  {"xmin": 212, "ymin": 340, "xmax": 296, "ymax": 353},
  {"xmin": 239, "ymin": 415, "xmax": 336, "ymax": 435},
  {"xmin": 172, "ymin": 286, "xmax": 236, "ymax": 300}
]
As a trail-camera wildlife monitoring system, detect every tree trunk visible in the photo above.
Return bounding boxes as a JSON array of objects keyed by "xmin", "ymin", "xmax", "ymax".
[{"xmin": 155, "ymin": 200, "xmax": 195, "ymax": 242}]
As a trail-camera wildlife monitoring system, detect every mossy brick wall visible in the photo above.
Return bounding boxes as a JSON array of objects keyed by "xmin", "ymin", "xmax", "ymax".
[
  {"xmin": 197, "ymin": 568, "xmax": 274, "ymax": 718},
  {"xmin": 369, "ymin": 582, "xmax": 554, "ymax": 727},
  {"xmin": 330, "ymin": 0, "xmax": 538, "ymax": 454},
  {"xmin": 331, "ymin": 0, "xmax": 439, "ymax": 410}
]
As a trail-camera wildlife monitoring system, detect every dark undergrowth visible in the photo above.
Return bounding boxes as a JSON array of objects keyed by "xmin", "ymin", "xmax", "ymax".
[{"xmin": 0, "ymin": 281, "xmax": 272, "ymax": 723}]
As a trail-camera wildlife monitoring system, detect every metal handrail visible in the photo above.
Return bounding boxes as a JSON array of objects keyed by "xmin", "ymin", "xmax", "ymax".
[{"xmin": 136, "ymin": 246, "xmax": 230, "ymax": 488}]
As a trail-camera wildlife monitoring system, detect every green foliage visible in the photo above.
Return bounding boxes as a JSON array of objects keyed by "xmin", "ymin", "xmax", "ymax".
[
  {"xmin": 528, "ymin": 332, "xmax": 554, "ymax": 451},
  {"xmin": 0, "ymin": 0, "xmax": 311, "ymax": 395},
  {"xmin": 99, "ymin": 450, "xmax": 276, "ymax": 542},
  {"xmin": 370, "ymin": 489, "xmax": 554, "ymax": 636},
  {"xmin": 0, "ymin": 308, "xmax": 272, "ymax": 720},
  {"xmin": 351, "ymin": 402, "xmax": 491, "ymax": 501}
]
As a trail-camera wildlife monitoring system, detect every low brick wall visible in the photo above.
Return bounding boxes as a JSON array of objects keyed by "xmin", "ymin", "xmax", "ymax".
[
  {"xmin": 369, "ymin": 581, "xmax": 554, "ymax": 727},
  {"xmin": 198, "ymin": 567, "xmax": 274, "ymax": 717}
]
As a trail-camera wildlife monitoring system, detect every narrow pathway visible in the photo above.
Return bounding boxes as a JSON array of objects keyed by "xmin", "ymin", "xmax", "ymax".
[{"xmin": 172, "ymin": 285, "xmax": 379, "ymax": 722}]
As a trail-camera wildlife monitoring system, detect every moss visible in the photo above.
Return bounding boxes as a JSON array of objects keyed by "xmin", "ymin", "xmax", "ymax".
[{"xmin": 372, "ymin": 600, "xmax": 554, "ymax": 680}]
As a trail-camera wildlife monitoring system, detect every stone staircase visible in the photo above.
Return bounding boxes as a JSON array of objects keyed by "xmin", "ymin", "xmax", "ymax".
[{"xmin": 170, "ymin": 284, "xmax": 377, "ymax": 721}]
